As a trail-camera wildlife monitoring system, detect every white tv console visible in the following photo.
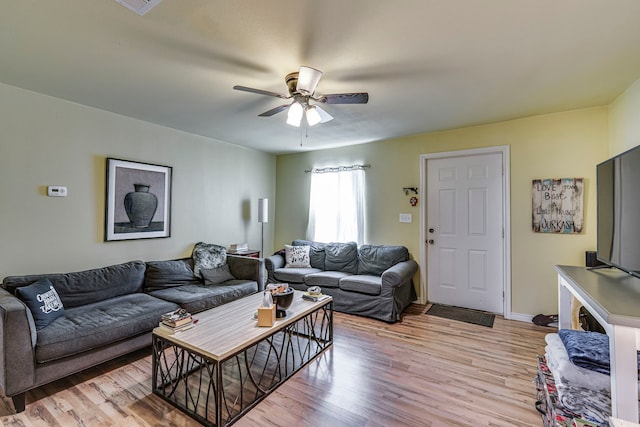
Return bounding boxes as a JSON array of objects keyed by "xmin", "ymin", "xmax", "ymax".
[{"xmin": 556, "ymin": 265, "xmax": 640, "ymax": 422}]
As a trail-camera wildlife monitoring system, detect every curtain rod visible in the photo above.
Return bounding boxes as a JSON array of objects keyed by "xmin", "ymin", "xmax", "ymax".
[{"xmin": 304, "ymin": 164, "xmax": 371, "ymax": 174}]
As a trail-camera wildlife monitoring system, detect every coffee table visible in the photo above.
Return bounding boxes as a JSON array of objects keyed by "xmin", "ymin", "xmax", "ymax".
[{"xmin": 151, "ymin": 290, "xmax": 333, "ymax": 426}]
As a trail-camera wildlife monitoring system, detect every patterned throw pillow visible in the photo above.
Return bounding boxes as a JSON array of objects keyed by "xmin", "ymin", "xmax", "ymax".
[
  {"xmin": 15, "ymin": 278, "xmax": 65, "ymax": 330},
  {"xmin": 192, "ymin": 242, "xmax": 227, "ymax": 278},
  {"xmin": 284, "ymin": 244, "xmax": 311, "ymax": 268}
]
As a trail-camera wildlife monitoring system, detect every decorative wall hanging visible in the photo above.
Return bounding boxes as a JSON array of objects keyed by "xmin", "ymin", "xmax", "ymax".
[
  {"xmin": 402, "ymin": 187, "xmax": 418, "ymax": 195},
  {"xmin": 532, "ymin": 178, "xmax": 583, "ymax": 234},
  {"xmin": 105, "ymin": 158, "xmax": 172, "ymax": 241}
]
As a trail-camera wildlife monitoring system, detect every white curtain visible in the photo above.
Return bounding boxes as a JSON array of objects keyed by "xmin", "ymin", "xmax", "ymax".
[{"xmin": 306, "ymin": 169, "xmax": 365, "ymax": 245}]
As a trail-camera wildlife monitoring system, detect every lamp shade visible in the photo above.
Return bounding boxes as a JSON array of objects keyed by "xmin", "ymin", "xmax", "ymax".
[
  {"xmin": 305, "ymin": 106, "xmax": 322, "ymax": 126},
  {"xmin": 258, "ymin": 198, "xmax": 269, "ymax": 223},
  {"xmin": 297, "ymin": 66, "xmax": 323, "ymax": 95},
  {"xmin": 286, "ymin": 102, "xmax": 303, "ymax": 127}
]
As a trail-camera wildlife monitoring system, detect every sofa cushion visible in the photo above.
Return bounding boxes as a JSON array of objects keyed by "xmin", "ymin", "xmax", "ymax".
[
  {"xmin": 339, "ymin": 275, "xmax": 382, "ymax": 296},
  {"xmin": 357, "ymin": 245, "xmax": 409, "ymax": 276},
  {"xmin": 201, "ymin": 264, "xmax": 236, "ymax": 285},
  {"xmin": 324, "ymin": 242, "xmax": 358, "ymax": 273},
  {"xmin": 192, "ymin": 242, "xmax": 227, "ymax": 278},
  {"xmin": 3, "ymin": 261, "xmax": 146, "ymax": 309},
  {"xmin": 35, "ymin": 293, "xmax": 178, "ymax": 363},
  {"xmin": 292, "ymin": 240, "xmax": 326, "ymax": 270},
  {"xmin": 15, "ymin": 278, "xmax": 65, "ymax": 331},
  {"xmin": 304, "ymin": 271, "xmax": 352, "ymax": 288},
  {"xmin": 148, "ymin": 281, "xmax": 257, "ymax": 314},
  {"xmin": 144, "ymin": 259, "xmax": 202, "ymax": 291},
  {"xmin": 273, "ymin": 267, "xmax": 321, "ymax": 284}
]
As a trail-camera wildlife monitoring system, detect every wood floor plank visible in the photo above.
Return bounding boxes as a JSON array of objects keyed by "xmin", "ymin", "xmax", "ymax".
[{"xmin": 0, "ymin": 304, "xmax": 550, "ymax": 426}]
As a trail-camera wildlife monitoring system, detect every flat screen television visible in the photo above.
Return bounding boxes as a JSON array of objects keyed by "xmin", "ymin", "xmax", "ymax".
[{"xmin": 596, "ymin": 144, "xmax": 640, "ymax": 278}]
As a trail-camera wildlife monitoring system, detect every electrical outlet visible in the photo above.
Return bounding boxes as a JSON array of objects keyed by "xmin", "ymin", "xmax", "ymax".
[{"xmin": 399, "ymin": 213, "xmax": 412, "ymax": 223}]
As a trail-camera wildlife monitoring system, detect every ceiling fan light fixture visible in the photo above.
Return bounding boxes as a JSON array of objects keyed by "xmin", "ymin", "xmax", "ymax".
[
  {"xmin": 233, "ymin": 66, "xmax": 366, "ymax": 128},
  {"xmin": 305, "ymin": 106, "xmax": 322, "ymax": 126},
  {"xmin": 297, "ymin": 66, "xmax": 323, "ymax": 95},
  {"xmin": 286, "ymin": 102, "xmax": 303, "ymax": 127}
]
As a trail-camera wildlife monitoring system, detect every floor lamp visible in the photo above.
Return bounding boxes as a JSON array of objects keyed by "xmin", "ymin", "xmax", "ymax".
[{"xmin": 258, "ymin": 198, "xmax": 268, "ymax": 257}]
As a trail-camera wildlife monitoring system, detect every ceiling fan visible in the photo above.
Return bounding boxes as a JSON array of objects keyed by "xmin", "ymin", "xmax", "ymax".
[{"xmin": 233, "ymin": 66, "xmax": 369, "ymax": 127}]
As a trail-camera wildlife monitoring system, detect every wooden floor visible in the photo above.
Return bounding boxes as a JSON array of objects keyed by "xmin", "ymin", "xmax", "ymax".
[{"xmin": 0, "ymin": 304, "xmax": 550, "ymax": 426}]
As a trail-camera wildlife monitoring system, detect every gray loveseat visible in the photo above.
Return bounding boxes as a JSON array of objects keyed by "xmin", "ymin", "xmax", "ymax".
[
  {"xmin": 265, "ymin": 240, "xmax": 418, "ymax": 323},
  {"xmin": 0, "ymin": 254, "xmax": 263, "ymax": 413}
]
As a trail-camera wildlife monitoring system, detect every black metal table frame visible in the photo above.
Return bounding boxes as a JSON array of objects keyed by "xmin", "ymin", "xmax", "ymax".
[{"xmin": 152, "ymin": 301, "xmax": 333, "ymax": 426}]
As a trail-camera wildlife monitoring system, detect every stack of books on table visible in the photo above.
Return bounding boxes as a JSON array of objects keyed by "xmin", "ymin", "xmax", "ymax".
[
  {"xmin": 229, "ymin": 243, "xmax": 248, "ymax": 252},
  {"xmin": 302, "ymin": 292, "xmax": 330, "ymax": 302},
  {"xmin": 159, "ymin": 309, "xmax": 195, "ymax": 334}
]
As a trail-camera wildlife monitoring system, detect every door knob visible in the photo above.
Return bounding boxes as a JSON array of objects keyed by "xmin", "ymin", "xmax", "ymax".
[
  {"xmin": 428, "ymin": 239, "xmax": 435, "ymax": 245},
  {"xmin": 428, "ymin": 228, "xmax": 435, "ymax": 233}
]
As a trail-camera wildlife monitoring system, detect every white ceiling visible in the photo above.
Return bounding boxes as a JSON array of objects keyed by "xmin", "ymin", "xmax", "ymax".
[{"xmin": 2, "ymin": 0, "xmax": 640, "ymax": 154}]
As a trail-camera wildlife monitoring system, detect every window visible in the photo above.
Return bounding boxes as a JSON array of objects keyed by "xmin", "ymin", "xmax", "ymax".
[{"xmin": 306, "ymin": 167, "xmax": 366, "ymax": 244}]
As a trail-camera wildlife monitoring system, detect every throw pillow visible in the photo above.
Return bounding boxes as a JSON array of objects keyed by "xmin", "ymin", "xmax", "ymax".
[
  {"xmin": 293, "ymin": 239, "xmax": 327, "ymax": 270},
  {"xmin": 201, "ymin": 264, "xmax": 236, "ymax": 285},
  {"xmin": 15, "ymin": 278, "xmax": 65, "ymax": 330},
  {"xmin": 192, "ymin": 242, "xmax": 227, "ymax": 278},
  {"xmin": 284, "ymin": 244, "xmax": 311, "ymax": 268}
]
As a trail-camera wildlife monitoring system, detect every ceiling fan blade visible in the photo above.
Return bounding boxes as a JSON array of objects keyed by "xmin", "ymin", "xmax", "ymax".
[
  {"xmin": 314, "ymin": 106, "xmax": 334, "ymax": 123},
  {"xmin": 319, "ymin": 93, "xmax": 369, "ymax": 104},
  {"xmin": 233, "ymin": 85, "xmax": 290, "ymax": 99},
  {"xmin": 297, "ymin": 66, "xmax": 323, "ymax": 95},
  {"xmin": 258, "ymin": 104, "xmax": 290, "ymax": 117}
]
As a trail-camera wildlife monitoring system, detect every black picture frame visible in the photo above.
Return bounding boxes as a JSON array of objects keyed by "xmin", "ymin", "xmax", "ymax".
[{"xmin": 105, "ymin": 158, "xmax": 172, "ymax": 241}]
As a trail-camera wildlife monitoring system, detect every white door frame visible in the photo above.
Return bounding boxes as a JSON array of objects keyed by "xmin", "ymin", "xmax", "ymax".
[{"xmin": 419, "ymin": 146, "xmax": 511, "ymax": 318}]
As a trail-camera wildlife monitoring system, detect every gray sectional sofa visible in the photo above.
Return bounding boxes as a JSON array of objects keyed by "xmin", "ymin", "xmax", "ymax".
[
  {"xmin": 0, "ymin": 254, "xmax": 264, "ymax": 413},
  {"xmin": 265, "ymin": 240, "xmax": 418, "ymax": 323}
]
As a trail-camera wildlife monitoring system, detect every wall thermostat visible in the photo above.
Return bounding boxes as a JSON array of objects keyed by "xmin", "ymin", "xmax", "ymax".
[{"xmin": 47, "ymin": 186, "xmax": 67, "ymax": 197}]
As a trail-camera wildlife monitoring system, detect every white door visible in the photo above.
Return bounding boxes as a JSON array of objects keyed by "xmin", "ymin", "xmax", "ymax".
[{"xmin": 427, "ymin": 152, "xmax": 504, "ymax": 313}]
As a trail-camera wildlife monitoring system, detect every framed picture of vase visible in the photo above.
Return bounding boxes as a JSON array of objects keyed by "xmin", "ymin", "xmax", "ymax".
[{"xmin": 105, "ymin": 158, "xmax": 172, "ymax": 241}]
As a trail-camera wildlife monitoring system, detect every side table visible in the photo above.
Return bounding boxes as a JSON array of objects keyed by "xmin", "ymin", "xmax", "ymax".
[{"xmin": 228, "ymin": 249, "xmax": 260, "ymax": 258}]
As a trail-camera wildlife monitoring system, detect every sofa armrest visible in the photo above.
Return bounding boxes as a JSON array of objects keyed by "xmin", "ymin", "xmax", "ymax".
[
  {"xmin": 264, "ymin": 254, "xmax": 285, "ymax": 283},
  {"xmin": 227, "ymin": 255, "xmax": 266, "ymax": 291},
  {"xmin": 381, "ymin": 260, "xmax": 419, "ymax": 293},
  {"xmin": 0, "ymin": 288, "xmax": 36, "ymax": 397}
]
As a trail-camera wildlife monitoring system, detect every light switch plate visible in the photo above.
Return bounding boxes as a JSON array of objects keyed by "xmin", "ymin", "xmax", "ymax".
[
  {"xmin": 399, "ymin": 213, "xmax": 412, "ymax": 223},
  {"xmin": 47, "ymin": 186, "xmax": 67, "ymax": 197}
]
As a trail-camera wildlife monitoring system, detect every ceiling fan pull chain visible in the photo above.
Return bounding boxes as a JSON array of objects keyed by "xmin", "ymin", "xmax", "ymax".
[{"xmin": 300, "ymin": 125, "xmax": 304, "ymax": 147}]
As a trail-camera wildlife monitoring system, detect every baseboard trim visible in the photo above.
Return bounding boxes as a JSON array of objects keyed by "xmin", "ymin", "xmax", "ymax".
[{"xmin": 508, "ymin": 312, "xmax": 535, "ymax": 323}]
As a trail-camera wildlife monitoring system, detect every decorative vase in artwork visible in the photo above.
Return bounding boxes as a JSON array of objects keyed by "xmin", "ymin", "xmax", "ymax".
[{"xmin": 124, "ymin": 183, "xmax": 158, "ymax": 228}]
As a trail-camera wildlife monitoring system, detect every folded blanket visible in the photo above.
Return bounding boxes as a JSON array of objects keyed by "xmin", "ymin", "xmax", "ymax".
[
  {"xmin": 546, "ymin": 331, "xmax": 640, "ymax": 425},
  {"xmin": 554, "ymin": 379, "xmax": 611, "ymax": 426},
  {"xmin": 545, "ymin": 348, "xmax": 611, "ymax": 426},
  {"xmin": 545, "ymin": 333, "xmax": 612, "ymax": 392},
  {"xmin": 558, "ymin": 329, "xmax": 617, "ymax": 375}
]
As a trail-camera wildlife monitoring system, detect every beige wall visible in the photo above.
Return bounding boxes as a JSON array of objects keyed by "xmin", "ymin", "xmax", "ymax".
[
  {"xmin": 610, "ymin": 76, "xmax": 640, "ymax": 156},
  {"xmin": 275, "ymin": 107, "xmax": 609, "ymax": 316},
  {"xmin": 0, "ymin": 83, "xmax": 276, "ymax": 276}
]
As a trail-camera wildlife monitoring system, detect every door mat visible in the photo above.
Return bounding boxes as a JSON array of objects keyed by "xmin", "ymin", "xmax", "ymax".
[{"xmin": 426, "ymin": 304, "xmax": 495, "ymax": 328}]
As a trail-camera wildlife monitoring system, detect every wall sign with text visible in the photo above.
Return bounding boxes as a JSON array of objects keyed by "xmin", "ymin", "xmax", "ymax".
[{"xmin": 532, "ymin": 178, "xmax": 584, "ymax": 234}]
